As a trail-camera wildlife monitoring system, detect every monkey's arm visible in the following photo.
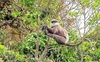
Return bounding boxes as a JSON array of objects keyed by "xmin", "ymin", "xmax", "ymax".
[
  {"xmin": 42, "ymin": 26, "xmax": 55, "ymax": 34},
  {"xmin": 46, "ymin": 26, "xmax": 55, "ymax": 33}
]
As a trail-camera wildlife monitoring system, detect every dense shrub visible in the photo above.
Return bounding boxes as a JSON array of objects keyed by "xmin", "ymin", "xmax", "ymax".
[{"xmin": 0, "ymin": 45, "xmax": 25, "ymax": 62}]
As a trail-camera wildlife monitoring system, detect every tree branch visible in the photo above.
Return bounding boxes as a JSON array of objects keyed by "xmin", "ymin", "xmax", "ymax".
[{"xmin": 38, "ymin": 37, "xmax": 50, "ymax": 61}]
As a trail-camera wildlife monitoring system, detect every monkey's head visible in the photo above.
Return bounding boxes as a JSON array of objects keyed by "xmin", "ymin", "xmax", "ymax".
[{"xmin": 51, "ymin": 19, "xmax": 59, "ymax": 27}]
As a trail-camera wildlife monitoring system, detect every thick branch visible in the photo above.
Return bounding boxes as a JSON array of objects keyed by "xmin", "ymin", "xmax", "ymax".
[
  {"xmin": 39, "ymin": 37, "xmax": 50, "ymax": 61},
  {"xmin": 35, "ymin": 32, "xmax": 40, "ymax": 60}
]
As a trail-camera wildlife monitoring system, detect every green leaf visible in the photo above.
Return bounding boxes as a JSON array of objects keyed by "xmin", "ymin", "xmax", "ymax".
[
  {"xmin": 80, "ymin": 0, "xmax": 90, "ymax": 6},
  {"xmin": 12, "ymin": 11, "xmax": 21, "ymax": 17},
  {"xmin": 92, "ymin": 0, "xmax": 100, "ymax": 9}
]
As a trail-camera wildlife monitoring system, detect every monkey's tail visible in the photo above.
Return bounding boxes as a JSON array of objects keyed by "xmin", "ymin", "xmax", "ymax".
[{"xmin": 65, "ymin": 41, "xmax": 83, "ymax": 46}]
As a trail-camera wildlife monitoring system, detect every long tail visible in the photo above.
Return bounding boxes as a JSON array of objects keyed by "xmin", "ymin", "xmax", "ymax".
[{"xmin": 65, "ymin": 41, "xmax": 83, "ymax": 46}]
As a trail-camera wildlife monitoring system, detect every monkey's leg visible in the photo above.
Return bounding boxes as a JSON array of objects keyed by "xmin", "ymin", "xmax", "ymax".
[{"xmin": 46, "ymin": 33, "xmax": 67, "ymax": 44}]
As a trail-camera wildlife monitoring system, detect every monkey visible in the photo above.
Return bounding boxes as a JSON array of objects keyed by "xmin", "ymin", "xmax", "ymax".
[
  {"xmin": 42, "ymin": 19, "xmax": 83, "ymax": 46},
  {"xmin": 42, "ymin": 19, "xmax": 69, "ymax": 44}
]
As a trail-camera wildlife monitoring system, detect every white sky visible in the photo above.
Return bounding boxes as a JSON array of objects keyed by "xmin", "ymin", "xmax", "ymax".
[{"xmin": 64, "ymin": 0, "xmax": 94, "ymax": 36}]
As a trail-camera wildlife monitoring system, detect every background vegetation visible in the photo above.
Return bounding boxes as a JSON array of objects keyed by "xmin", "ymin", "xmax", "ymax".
[{"xmin": 0, "ymin": 0, "xmax": 100, "ymax": 62}]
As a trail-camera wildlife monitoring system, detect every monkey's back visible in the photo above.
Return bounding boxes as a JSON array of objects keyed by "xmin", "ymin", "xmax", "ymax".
[{"xmin": 54, "ymin": 25, "xmax": 68, "ymax": 39}]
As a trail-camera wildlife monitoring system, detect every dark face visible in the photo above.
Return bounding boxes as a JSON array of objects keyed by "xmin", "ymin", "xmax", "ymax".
[
  {"xmin": 51, "ymin": 19, "xmax": 58, "ymax": 23},
  {"xmin": 51, "ymin": 21, "xmax": 57, "ymax": 23}
]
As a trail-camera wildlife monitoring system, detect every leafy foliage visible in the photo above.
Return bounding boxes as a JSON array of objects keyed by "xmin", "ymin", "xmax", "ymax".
[
  {"xmin": 0, "ymin": 0, "xmax": 100, "ymax": 62},
  {"xmin": 0, "ymin": 45, "xmax": 25, "ymax": 62}
]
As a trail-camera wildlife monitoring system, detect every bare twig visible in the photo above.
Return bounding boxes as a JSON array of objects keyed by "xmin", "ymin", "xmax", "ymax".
[
  {"xmin": 0, "ymin": 20, "xmax": 13, "ymax": 28},
  {"xmin": 85, "ymin": 38, "xmax": 94, "ymax": 50},
  {"xmin": 10, "ymin": 1, "xmax": 23, "ymax": 11}
]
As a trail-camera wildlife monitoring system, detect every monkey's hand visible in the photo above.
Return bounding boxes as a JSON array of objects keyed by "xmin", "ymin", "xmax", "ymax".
[
  {"xmin": 42, "ymin": 26, "xmax": 48, "ymax": 35},
  {"xmin": 42, "ymin": 26, "xmax": 47, "ymax": 30}
]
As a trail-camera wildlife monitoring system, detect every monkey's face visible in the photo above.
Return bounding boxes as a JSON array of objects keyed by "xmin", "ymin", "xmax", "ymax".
[
  {"xmin": 50, "ymin": 22, "xmax": 59, "ymax": 27},
  {"xmin": 51, "ymin": 19, "xmax": 59, "ymax": 27}
]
